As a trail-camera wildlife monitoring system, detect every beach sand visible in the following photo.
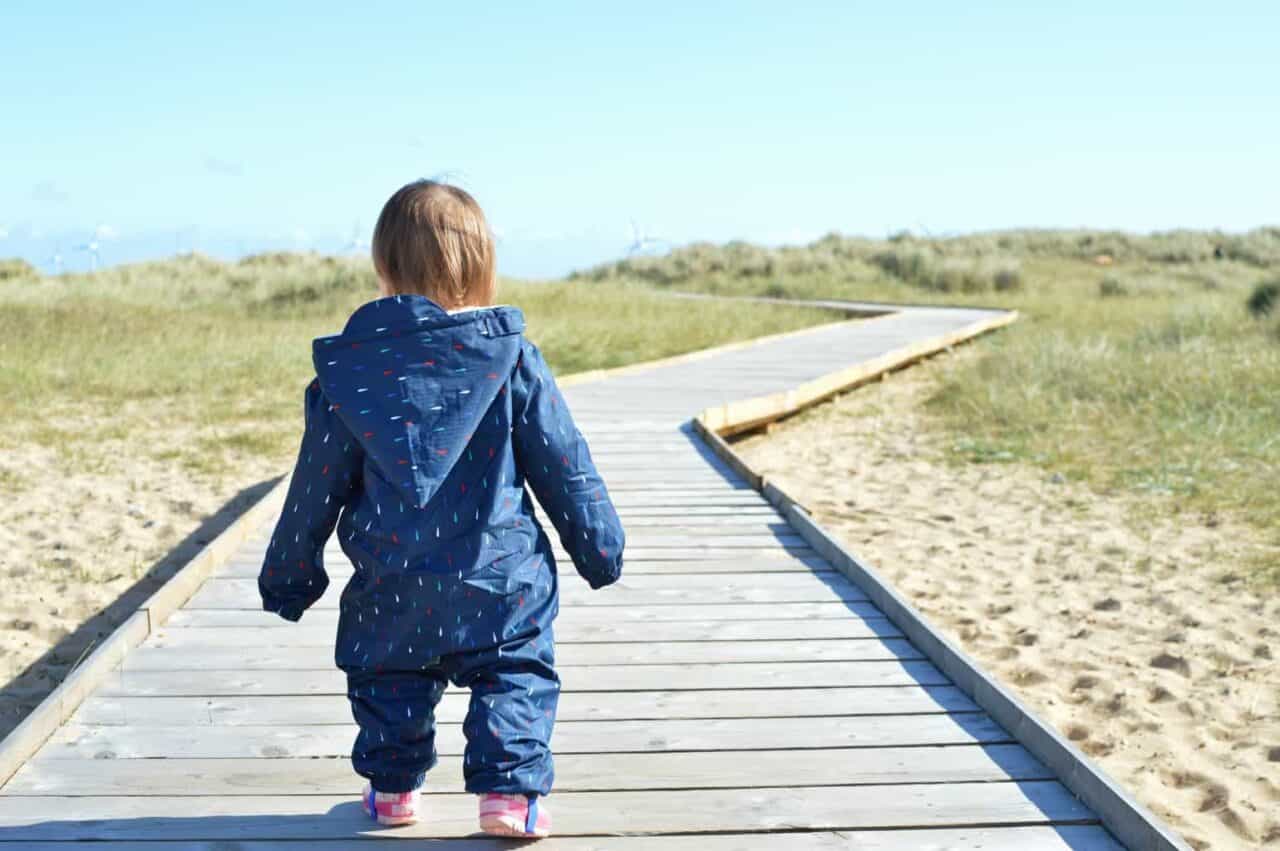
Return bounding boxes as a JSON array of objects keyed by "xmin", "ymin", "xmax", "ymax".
[
  {"xmin": 735, "ymin": 348, "xmax": 1279, "ymax": 850},
  {"xmin": 0, "ymin": 425, "xmax": 283, "ymax": 742}
]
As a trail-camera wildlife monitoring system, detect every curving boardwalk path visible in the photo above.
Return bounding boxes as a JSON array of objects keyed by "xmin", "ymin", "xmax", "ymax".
[{"xmin": 0, "ymin": 304, "xmax": 1159, "ymax": 848}]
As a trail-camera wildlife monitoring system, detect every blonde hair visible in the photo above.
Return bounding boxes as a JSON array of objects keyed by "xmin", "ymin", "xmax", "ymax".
[{"xmin": 371, "ymin": 180, "xmax": 496, "ymax": 308}]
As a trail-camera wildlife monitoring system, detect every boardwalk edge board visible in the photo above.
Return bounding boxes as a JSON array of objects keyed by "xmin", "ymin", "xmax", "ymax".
[
  {"xmin": 697, "ymin": 309, "xmax": 1020, "ymax": 437},
  {"xmin": 690, "ymin": 303, "xmax": 1192, "ymax": 851},
  {"xmin": 0, "ymin": 478, "xmax": 291, "ymax": 789}
]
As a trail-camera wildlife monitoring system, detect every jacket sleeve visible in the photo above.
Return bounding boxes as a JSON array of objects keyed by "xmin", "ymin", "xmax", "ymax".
[
  {"xmin": 510, "ymin": 340, "xmax": 625, "ymax": 589},
  {"xmin": 258, "ymin": 378, "xmax": 363, "ymax": 621}
]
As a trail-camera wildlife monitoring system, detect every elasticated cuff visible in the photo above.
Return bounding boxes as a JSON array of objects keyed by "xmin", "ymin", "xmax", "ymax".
[
  {"xmin": 261, "ymin": 594, "xmax": 312, "ymax": 622},
  {"xmin": 583, "ymin": 559, "xmax": 623, "ymax": 589},
  {"xmin": 369, "ymin": 771, "xmax": 428, "ymax": 794}
]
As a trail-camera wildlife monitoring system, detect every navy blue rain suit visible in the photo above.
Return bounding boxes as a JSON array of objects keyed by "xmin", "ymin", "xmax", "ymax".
[{"xmin": 258, "ymin": 295, "xmax": 625, "ymax": 796}]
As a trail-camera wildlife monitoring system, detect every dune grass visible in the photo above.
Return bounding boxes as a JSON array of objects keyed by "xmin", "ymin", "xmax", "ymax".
[
  {"xmin": 579, "ymin": 231, "xmax": 1280, "ymax": 578},
  {"xmin": 5, "ymin": 234, "xmax": 1276, "ymax": 576},
  {"xmin": 0, "ymin": 253, "xmax": 834, "ymax": 482}
]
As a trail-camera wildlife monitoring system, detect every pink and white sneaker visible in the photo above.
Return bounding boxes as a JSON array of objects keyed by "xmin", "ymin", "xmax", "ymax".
[
  {"xmin": 362, "ymin": 783, "xmax": 420, "ymax": 826},
  {"xmin": 478, "ymin": 792, "xmax": 552, "ymax": 838}
]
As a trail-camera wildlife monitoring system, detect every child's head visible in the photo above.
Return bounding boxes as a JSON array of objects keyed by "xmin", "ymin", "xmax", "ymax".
[{"xmin": 371, "ymin": 179, "xmax": 496, "ymax": 308}]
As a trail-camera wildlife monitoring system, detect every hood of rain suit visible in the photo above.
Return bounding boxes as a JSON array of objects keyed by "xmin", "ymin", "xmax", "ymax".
[
  {"xmin": 258, "ymin": 291, "xmax": 624, "ymax": 634},
  {"xmin": 311, "ymin": 295, "xmax": 525, "ymax": 511}
]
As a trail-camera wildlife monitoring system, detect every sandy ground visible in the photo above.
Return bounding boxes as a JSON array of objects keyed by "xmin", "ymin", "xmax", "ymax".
[
  {"xmin": 0, "ymin": 435, "xmax": 282, "ymax": 742},
  {"xmin": 735, "ymin": 349, "xmax": 1280, "ymax": 850}
]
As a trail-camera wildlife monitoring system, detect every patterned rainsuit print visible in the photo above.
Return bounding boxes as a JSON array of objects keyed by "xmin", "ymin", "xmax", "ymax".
[{"xmin": 258, "ymin": 294, "xmax": 625, "ymax": 797}]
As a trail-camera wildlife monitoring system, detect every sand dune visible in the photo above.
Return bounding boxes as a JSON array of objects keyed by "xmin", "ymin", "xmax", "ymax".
[{"xmin": 736, "ymin": 349, "xmax": 1279, "ymax": 851}]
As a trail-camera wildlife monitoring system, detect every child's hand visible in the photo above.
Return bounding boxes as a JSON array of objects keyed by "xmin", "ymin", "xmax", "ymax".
[{"xmin": 258, "ymin": 379, "xmax": 361, "ymax": 622}]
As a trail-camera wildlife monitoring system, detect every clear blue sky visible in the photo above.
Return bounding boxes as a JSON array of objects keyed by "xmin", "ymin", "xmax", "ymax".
[{"xmin": 3, "ymin": 1, "xmax": 1277, "ymax": 277}]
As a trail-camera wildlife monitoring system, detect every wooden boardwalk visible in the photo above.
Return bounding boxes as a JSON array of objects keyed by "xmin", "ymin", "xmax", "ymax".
[{"xmin": 0, "ymin": 305, "xmax": 1154, "ymax": 848}]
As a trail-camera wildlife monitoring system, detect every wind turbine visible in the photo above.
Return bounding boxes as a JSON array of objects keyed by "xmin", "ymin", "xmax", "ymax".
[
  {"xmin": 48, "ymin": 245, "xmax": 64, "ymax": 275},
  {"xmin": 344, "ymin": 223, "xmax": 371, "ymax": 255},
  {"xmin": 75, "ymin": 235, "xmax": 101, "ymax": 271},
  {"xmin": 627, "ymin": 219, "xmax": 666, "ymax": 256}
]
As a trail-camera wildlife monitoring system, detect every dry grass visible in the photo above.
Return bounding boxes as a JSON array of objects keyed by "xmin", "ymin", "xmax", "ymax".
[{"xmin": 0, "ymin": 252, "xmax": 835, "ymax": 486}]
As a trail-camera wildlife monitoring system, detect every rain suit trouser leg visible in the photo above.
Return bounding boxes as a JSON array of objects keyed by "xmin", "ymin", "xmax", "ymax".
[{"xmin": 345, "ymin": 626, "xmax": 559, "ymax": 796}]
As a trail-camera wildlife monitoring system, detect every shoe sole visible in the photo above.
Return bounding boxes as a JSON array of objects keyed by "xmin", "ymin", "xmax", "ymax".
[{"xmin": 479, "ymin": 814, "xmax": 550, "ymax": 838}]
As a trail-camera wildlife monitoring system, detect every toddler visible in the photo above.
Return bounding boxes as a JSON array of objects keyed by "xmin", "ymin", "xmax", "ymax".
[{"xmin": 258, "ymin": 180, "xmax": 625, "ymax": 838}]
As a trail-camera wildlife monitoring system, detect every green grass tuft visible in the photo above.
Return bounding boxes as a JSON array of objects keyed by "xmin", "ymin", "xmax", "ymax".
[
  {"xmin": 1246, "ymin": 280, "xmax": 1278, "ymax": 318},
  {"xmin": 1098, "ymin": 276, "xmax": 1128, "ymax": 298},
  {"xmin": 0, "ymin": 258, "xmax": 39, "ymax": 281}
]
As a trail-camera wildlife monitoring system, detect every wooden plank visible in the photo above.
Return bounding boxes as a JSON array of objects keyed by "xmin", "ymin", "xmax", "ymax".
[
  {"xmin": 241, "ymin": 539, "xmax": 817, "ymax": 560},
  {"xmin": 44, "ymin": 713, "xmax": 1014, "ymax": 759},
  {"xmin": 241, "ymin": 541, "xmax": 825, "ymax": 558},
  {"xmin": 6, "ymin": 744, "xmax": 1053, "ymax": 795},
  {"xmin": 528, "ymin": 480, "xmax": 761, "ymax": 491},
  {"xmin": 72, "ymin": 685, "xmax": 978, "ymax": 726},
  {"xmin": 220, "ymin": 556, "xmax": 833, "ymax": 578},
  {"xmin": 94, "ymin": 660, "xmax": 951, "ymax": 697},
  {"xmin": 162, "ymin": 600, "xmax": 885, "ymax": 628},
  {"xmin": 246, "ymin": 527, "xmax": 813, "ymax": 546},
  {"xmin": 567, "ymin": 528, "xmax": 813, "ymax": 542},
  {"xmin": 0, "ymin": 782, "xmax": 1098, "ymax": 839},
  {"xmin": 0, "ymin": 827, "xmax": 1127, "ymax": 850},
  {"xmin": 122, "ymin": 638, "xmax": 924, "ymax": 671},
  {"xmin": 186, "ymin": 572, "xmax": 868, "ymax": 609},
  {"xmin": 218, "ymin": 552, "xmax": 836, "ymax": 578},
  {"xmin": 549, "ymin": 510, "xmax": 790, "ymax": 523},
  {"xmin": 377, "ymin": 492, "xmax": 786, "ymax": 508},
  {"xmin": 237, "ymin": 546, "xmax": 826, "ymax": 566},
  {"xmin": 208, "ymin": 570, "xmax": 852, "ymax": 590},
  {"xmin": 595, "ymin": 506, "xmax": 785, "ymax": 518},
  {"xmin": 244, "ymin": 503, "xmax": 782, "ymax": 522},
  {"xmin": 144, "ymin": 617, "xmax": 903, "ymax": 648},
  {"xmin": 592, "ymin": 467, "xmax": 745, "ymax": 479}
]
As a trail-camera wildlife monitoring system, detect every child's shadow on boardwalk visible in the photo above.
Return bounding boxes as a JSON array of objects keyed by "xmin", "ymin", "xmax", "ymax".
[
  {"xmin": 0, "ymin": 800, "xmax": 540, "ymax": 846},
  {"xmin": 0, "ymin": 792, "xmax": 1114, "ymax": 847},
  {"xmin": 0, "ymin": 477, "xmax": 282, "ymax": 742}
]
